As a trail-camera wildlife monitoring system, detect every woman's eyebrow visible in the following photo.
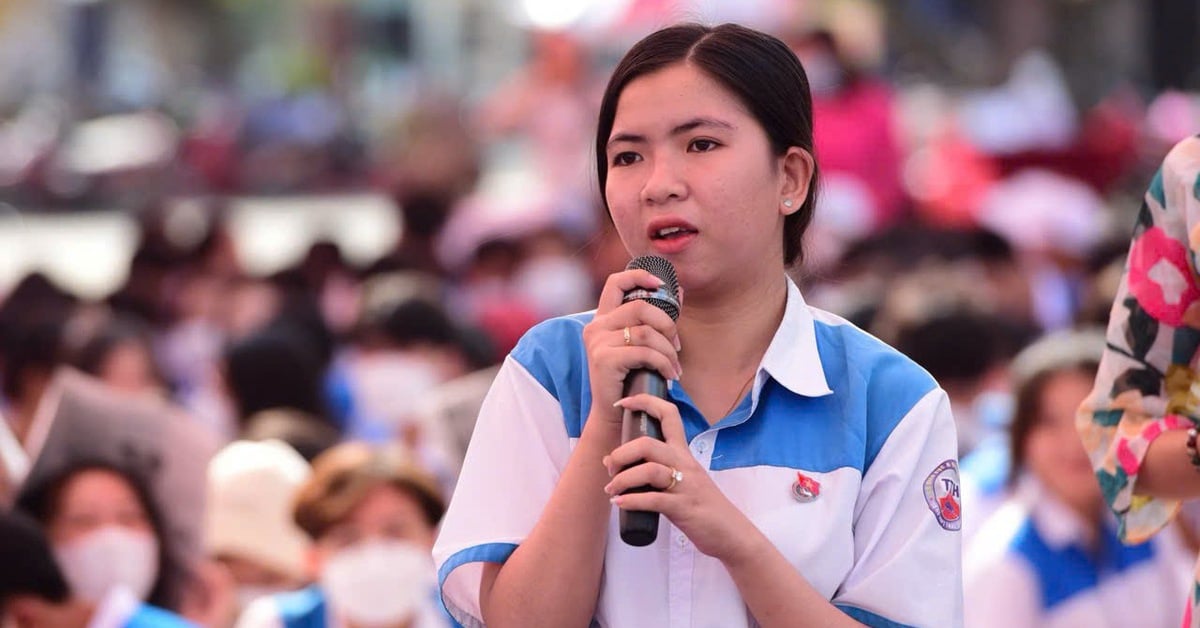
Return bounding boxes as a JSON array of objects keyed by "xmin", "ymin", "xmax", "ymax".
[{"xmin": 607, "ymin": 117, "xmax": 735, "ymax": 150}]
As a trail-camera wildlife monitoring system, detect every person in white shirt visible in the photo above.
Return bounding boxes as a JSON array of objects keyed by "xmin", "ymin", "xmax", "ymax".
[{"xmin": 434, "ymin": 22, "xmax": 962, "ymax": 628}]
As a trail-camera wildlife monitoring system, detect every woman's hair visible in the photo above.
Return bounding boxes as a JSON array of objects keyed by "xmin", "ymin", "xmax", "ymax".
[
  {"xmin": 1006, "ymin": 329, "xmax": 1105, "ymax": 486},
  {"xmin": 67, "ymin": 315, "xmax": 166, "ymax": 388},
  {"xmin": 0, "ymin": 509, "xmax": 69, "ymax": 604},
  {"xmin": 595, "ymin": 22, "xmax": 820, "ymax": 267},
  {"xmin": 15, "ymin": 462, "xmax": 185, "ymax": 610},
  {"xmin": 292, "ymin": 442, "xmax": 445, "ymax": 541}
]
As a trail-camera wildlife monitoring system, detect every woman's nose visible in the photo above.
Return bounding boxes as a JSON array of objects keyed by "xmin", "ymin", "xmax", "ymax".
[{"xmin": 640, "ymin": 155, "xmax": 687, "ymax": 205}]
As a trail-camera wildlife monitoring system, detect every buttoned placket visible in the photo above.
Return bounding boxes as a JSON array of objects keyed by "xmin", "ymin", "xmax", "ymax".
[
  {"xmin": 662, "ymin": 369, "xmax": 765, "ymax": 628},
  {"xmin": 668, "ymin": 428, "xmax": 716, "ymax": 628}
]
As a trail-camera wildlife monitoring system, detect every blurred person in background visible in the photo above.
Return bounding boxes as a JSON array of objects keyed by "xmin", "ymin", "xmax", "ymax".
[
  {"xmin": 220, "ymin": 324, "xmax": 339, "ymax": 457},
  {"xmin": 874, "ymin": 264, "xmax": 1031, "ymax": 457},
  {"xmin": 339, "ymin": 291, "xmax": 474, "ymax": 493},
  {"xmin": 204, "ymin": 440, "xmax": 312, "ymax": 627},
  {"xmin": 476, "ymin": 29, "xmax": 598, "ymax": 220},
  {"xmin": 15, "ymin": 463, "xmax": 197, "ymax": 625},
  {"xmin": 1078, "ymin": 135, "xmax": 1200, "ymax": 627},
  {"xmin": 0, "ymin": 508, "xmax": 194, "ymax": 628},
  {"xmin": 965, "ymin": 329, "xmax": 1191, "ymax": 627},
  {"xmin": 64, "ymin": 314, "xmax": 168, "ymax": 399},
  {"xmin": 787, "ymin": 29, "xmax": 906, "ymax": 273},
  {"xmin": 236, "ymin": 442, "xmax": 448, "ymax": 628},
  {"xmin": 0, "ymin": 273, "xmax": 76, "ymax": 445}
]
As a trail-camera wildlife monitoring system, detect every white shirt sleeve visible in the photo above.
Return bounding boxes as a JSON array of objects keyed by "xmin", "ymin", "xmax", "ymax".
[
  {"xmin": 431, "ymin": 354, "xmax": 573, "ymax": 626},
  {"xmin": 832, "ymin": 388, "xmax": 964, "ymax": 628}
]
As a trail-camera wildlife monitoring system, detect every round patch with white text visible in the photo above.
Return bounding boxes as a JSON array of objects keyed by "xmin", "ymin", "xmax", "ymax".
[{"xmin": 923, "ymin": 459, "xmax": 961, "ymax": 531}]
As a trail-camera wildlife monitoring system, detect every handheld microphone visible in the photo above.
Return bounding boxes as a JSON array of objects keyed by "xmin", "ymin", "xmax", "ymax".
[{"xmin": 618, "ymin": 255, "xmax": 680, "ymax": 547}]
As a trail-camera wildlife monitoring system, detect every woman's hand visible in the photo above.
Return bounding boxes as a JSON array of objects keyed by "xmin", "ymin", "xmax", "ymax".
[
  {"xmin": 602, "ymin": 393, "xmax": 753, "ymax": 562},
  {"xmin": 582, "ymin": 270, "xmax": 682, "ymax": 423}
]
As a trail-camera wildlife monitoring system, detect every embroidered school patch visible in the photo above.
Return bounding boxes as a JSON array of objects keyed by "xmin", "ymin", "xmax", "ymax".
[{"xmin": 923, "ymin": 459, "xmax": 961, "ymax": 531}]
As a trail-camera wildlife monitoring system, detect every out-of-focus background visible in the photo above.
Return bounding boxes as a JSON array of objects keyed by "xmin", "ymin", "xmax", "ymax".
[{"xmin": 0, "ymin": 0, "xmax": 1199, "ymax": 626}]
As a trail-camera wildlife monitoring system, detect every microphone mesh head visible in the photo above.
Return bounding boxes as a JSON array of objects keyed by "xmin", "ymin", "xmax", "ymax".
[{"xmin": 623, "ymin": 256, "xmax": 680, "ymax": 321}]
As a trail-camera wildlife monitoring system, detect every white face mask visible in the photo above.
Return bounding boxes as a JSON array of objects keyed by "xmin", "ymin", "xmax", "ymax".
[
  {"xmin": 352, "ymin": 354, "xmax": 442, "ymax": 428},
  {"xmin": 54, "ymin": 525, "xmax": 159, "ymax": 602},
  {"xmin": 320, "ymin": 539, "xmax": 434, "ymax": 628},
  {"xmin": 511, "ymin": 255, "xmax": 594, "ymax": 318}
]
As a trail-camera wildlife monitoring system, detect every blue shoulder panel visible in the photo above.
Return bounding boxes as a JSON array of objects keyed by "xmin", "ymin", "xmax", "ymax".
[{"xmin": 510, "ymin": 313, "xmax": 595, "ymax": 439}]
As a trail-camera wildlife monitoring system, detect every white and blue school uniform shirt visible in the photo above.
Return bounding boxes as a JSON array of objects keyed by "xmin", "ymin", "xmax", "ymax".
[
  {"xmin": 88, "ymin": 586, "xmax": 196, "ymax": 628},
  {"xmin": 963, "ymin": 477, "xmax": 1192, "ymax": 628},
  {"xmin": 235, "ymin": 585, "xmax": 450, "ymax": 628},
  {"xmin": 434, "ymin": 278, "xmax": 963, "ymax": 628}
]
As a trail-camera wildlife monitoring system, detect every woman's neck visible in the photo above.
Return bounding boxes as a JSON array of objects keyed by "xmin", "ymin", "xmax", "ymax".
[{"xmin": 677, "ymin": 273, "xmax": 789, "ymax": 378}]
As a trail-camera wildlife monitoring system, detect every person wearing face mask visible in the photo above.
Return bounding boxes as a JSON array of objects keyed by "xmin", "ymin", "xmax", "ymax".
[
  {"xmin": 1, "ymin": 508, "xmax": 195, "ymax": 628},
  {"xmin": 204, "ymin": 440, "xmax": 312, "ymax": 625},
  {"xmin": 235, "ymin": 442, "xmax": 449, "ymax": 628},
  {"xmin": 13, "ymin": 464, "xmax": 195, "ymax": 627}
]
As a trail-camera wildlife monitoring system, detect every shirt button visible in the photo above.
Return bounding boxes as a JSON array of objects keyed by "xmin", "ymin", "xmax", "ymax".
[
  {"xmin": 695, "ymin": 441, "xmax": 707, "ymax": 454},
  {"xmin": 676, "ymin": 535, "xmax": 688, "ymax": 547}
]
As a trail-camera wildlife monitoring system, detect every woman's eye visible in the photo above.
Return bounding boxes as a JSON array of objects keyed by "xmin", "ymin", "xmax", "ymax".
[
  {"xmin": 689, "ymin": 139, "xmax": 719, "ymax": 152},
  {"xmin": 611, "ymin": 152, "xmax": 641, "ymax": 167}
]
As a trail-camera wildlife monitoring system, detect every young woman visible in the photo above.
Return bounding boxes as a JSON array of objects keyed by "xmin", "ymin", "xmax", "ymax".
[
  {"xmin": 967, "ymin": 330, "xmax": 1191, "ymax": 627},
  {"xmin": 235, "ymin": 442, "xmax": 448, "ymax": 628},
  {"xmin": 434, "ymin": 23, "xmax": 961, "ymax": 628},
  {"xmin": 1078, "ymin": 134, "xmax": 1200, "ymax": 626}
]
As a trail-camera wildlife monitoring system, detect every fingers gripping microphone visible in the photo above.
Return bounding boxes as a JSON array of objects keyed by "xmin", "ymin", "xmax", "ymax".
[{"xmin": 619, "ymin": 255, "xmax": 680, "ymax": 546}]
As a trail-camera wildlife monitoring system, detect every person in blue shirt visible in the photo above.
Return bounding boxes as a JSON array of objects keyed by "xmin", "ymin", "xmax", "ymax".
[
  {"xmin": 0, "ymin": 508, "xmax": 195, "ymax": 628},
  {"xmin": 964, "ymin": 329, "xmax": 1192, "ymax": 627},
  {"xmin": 434, "ymin": 22, "xmax": 962, "ymax": 628},
  {"xmin": 237, "ymin": 442, "xmax": 449, "ymax": 628}
]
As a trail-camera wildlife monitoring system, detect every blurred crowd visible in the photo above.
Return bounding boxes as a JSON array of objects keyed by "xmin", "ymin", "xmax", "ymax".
[{"xmin": 1, "ymin": 0, "xmax": 1200, "ymax": 626}]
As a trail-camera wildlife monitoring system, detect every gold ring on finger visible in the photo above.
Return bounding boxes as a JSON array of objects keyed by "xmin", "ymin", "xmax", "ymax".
[{"xmin": 623, "ymin": 326, "xmax": 632, "ymax": 346}]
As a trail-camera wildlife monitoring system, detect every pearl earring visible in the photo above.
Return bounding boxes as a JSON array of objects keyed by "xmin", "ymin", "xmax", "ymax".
[{"xmin": 783, "ymin": 199, "xmax": 794, "ymax": 208}]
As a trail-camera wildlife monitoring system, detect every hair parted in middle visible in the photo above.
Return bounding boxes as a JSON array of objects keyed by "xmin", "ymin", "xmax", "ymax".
[{"xmin": 595, "ymin": 22, "xmax": 820, "ymax": 267}]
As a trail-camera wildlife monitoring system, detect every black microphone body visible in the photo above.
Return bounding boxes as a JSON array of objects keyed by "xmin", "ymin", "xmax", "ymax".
[{"xmin": 617, "ymin": 256, "xmax": 680, "ymax": 547}]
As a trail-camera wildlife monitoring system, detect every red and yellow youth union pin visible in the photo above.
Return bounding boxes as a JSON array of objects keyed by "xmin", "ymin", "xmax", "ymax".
[{"xmin": 792, "ymin": 472, "xmax": 820, "ymax": 502}]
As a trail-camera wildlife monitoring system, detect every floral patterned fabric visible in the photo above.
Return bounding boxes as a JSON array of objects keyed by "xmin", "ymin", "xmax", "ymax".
[{"xmin": 1080, "ymin": 134, "xmax": 1200, "ymax": 626}]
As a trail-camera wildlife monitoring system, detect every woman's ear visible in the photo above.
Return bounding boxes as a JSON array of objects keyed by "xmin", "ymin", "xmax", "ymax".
[{"xmin": 779, "ymin": 147, "xmax": 815, "ymax": 216}]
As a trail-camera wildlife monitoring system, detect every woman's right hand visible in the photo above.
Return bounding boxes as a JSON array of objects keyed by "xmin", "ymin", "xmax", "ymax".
[{"xmin": 582, "ymin": 269, "xmax": 682, "ymax": 424}]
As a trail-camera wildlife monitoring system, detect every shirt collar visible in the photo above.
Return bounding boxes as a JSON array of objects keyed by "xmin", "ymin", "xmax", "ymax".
[
  {"xmin": 756, "ymin": 277, "xmax": 834, "ymax": 399},
  {"xmin": 1015, "ymin": 475, "xmax": 1107, "ymax": 550}
]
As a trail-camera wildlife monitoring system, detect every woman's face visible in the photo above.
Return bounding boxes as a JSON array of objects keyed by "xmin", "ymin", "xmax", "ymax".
[
  {"xmin": 314, "ymin": 484, "xmax": 434, "ymax": 561},
  {"xmin": 47, "ymin": 469, "xmax": 153, "ymax": 545},
  {"xmin": 604, "ymin": 62, "xmax": 811, "ymax": 295},
  {"xmin": 1024, "ymin": 370, "xmax": 1101, "ymax": 511}
]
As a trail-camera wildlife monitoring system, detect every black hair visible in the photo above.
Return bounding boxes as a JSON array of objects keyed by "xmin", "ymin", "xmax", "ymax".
[
  {"xmin": 0, "ymin": 509, "xmax": 70, "ymax": 605},
  {"xmin": 222, "ymin": 324, "xmax": 333, "ymax": 426},
  {"xmin": 595, "ymin": 23, "xmax": 820, "ymax": 266}
]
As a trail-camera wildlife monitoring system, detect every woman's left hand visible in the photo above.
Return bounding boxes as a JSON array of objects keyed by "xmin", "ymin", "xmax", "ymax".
[{"xmin": 602, "ymin": 394, "xmax": 753, "ymax": 561}]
